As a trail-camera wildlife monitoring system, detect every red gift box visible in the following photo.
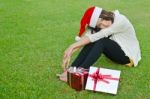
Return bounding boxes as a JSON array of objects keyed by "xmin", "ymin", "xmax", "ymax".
[{"xmin": 67, "ymin": 67, "xmax": 88, "ymax": 91}]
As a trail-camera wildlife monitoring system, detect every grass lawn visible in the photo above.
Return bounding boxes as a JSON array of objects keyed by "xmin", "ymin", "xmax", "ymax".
[{"xmin": 0, "ymin": 0, "xmax": 150, "ymax": 98}]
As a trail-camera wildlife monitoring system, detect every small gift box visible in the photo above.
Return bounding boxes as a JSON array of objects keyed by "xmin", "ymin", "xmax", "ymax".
[
  {"xmin": 67, "ymin": 67, "xmax": 88, "ymax": 91},
  {"xmin": 85, "ymin": 66, "xmax": 121, "ymax": 94}
]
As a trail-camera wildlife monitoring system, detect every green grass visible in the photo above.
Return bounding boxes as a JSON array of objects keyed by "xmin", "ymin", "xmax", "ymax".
[{"xmin": 0, "ymin": 0, "xmax": 150, "ymax": 98}]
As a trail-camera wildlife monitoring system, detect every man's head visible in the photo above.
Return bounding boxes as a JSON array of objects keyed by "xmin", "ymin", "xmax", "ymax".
[
  {"xmin": 76, "ymin": 7, "xmax": 114, "ymax": 41},
  {"xmin": 96, "ymin": 10, "xmax": 114, "ymax": 29}
]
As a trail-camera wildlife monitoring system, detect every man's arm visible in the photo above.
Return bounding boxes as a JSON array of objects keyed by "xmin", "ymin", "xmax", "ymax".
[{"xmin": 62, "ymin": 36, "xmax": 91, "ymax": 69}]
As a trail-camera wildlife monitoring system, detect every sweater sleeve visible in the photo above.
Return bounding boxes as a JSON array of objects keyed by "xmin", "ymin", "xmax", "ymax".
[{"xmin": 86, "ymin": 15, "xmax": 128, "ymax": 42}]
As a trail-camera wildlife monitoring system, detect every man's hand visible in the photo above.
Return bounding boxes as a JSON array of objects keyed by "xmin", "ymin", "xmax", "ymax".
[
  {"xmin": 61, "ymin": 36, "xmax": 91, "ymax": 70},
  {"xmin": 62, "ymin": 56, "xmax": 71, "ymax": 70},
  {"xmin": 62, "ymin": 46, "xmax": 74, "ymax": 70},
  {"xmin": 63, "ymin": 46, "xmax": 74, "ymax": 59}
]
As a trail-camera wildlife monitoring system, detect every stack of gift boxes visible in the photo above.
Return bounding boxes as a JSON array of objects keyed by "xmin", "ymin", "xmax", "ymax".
[{"xmin": 67, "ymin": 66, "xmax": 121, "ymax": 94}]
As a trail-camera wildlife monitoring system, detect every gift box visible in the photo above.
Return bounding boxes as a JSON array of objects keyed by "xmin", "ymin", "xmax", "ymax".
[
  {"xmin": 67, "ymin": 67, "xmax": 88, "ymax": 91},
  {"xmin": 85, "ymin": 66, "xmax": 121, "ymax": 94}
]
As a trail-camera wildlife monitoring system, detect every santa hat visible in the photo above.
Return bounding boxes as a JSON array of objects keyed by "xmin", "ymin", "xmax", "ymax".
[{"xmin": 75, "ymin": 6, "xmax": 102, "ymax": 41}]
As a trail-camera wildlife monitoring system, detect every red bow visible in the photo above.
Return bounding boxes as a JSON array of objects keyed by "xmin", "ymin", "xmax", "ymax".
[{"xmin": 89, "ymin": 68, "xmax": 119, "ymax": 91}]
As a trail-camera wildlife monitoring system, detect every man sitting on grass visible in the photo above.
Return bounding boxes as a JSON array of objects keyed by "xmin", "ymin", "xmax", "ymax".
[{"xmin": 58, "ymin": 6, "xmax": 141, "ymax": 82}]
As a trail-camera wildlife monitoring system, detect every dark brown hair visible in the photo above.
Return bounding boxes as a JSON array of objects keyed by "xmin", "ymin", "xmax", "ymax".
[
  {"xmin": 88, "ymin": 10, "xmax": 114, "ymax": 33},
  {"xmin": 100, "ymin": 10, "xmax": 114, "ymax": 23}
]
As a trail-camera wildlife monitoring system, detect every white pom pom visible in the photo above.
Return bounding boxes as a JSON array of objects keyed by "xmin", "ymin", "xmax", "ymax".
[{"xmin": 75, "ymin": 36, "xmax": 81, "ymax": 41}]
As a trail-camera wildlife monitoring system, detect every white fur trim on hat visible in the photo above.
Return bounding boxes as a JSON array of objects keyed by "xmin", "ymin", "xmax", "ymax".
[
  {"xmin": 89, "ymin": 7, "xmax": 102, "ymax": 28},
  {"xmin": 75, "ymin": 36, "xmax": 81, "ymax": 41}
]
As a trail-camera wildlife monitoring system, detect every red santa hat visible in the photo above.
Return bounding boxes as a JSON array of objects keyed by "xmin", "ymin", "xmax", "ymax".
[{"xmin": 75, "ymin": 6, "xmax": 102, "ymax": 41}]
